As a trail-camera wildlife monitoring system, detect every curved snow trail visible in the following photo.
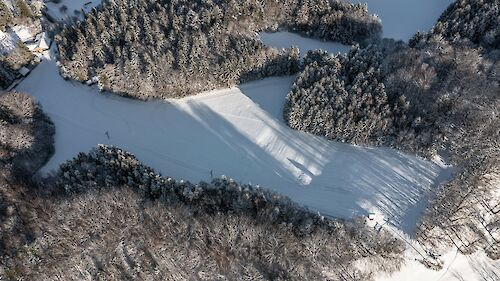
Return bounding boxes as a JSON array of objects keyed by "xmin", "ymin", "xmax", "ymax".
[
  {"xmin": 258, "ymin": 32, "xmax": 351, "ymax": 56},
  {"xmin": 17, "ymin": 54, "xmax": 451, "ymax": 235}
]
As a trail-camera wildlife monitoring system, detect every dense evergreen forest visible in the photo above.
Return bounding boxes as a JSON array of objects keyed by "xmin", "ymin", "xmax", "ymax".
[
  {"xmin": 0, "ymin": 92, "xmax": 54, "ymax": 180},
  {"xmin": 411, "ymin": 0, "xmax": 500, "ymax": 49},
  {"xmin": 283, "ymin": 46, "xmax": 414, "ymax": 148},
  {"xmin": 56, "ymin": 0, "xmax": 381, "ymax": 99},
  {"xmin": 0, "ymin": 0, "xmax": 36, "ymax": 31}
]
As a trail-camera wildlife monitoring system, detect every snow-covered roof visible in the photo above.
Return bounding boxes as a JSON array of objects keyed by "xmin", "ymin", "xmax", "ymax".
[
  {"xmin": 12, "ymin": 25, "xmax": 35, "ymax": 43},
  {"xmin": 35, "ymin": 32, "xmax": 51, "ymax": 50}
]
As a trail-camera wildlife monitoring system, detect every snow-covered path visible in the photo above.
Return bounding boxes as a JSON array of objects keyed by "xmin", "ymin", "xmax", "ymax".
[
  {"xmin": 376, "ymin": 249, "xmax": 500, "ymax": 281},
  {"xmin": 17, "ymin": 54, "xmax": 451, "ymax": 235},
  {"xmin": 259, "ymin": 31, "xmax": 351, "ymax": 56}
]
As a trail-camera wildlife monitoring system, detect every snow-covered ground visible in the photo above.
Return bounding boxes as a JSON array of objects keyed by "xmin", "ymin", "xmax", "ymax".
[
  {"xmin": 376, "ymin": 248, "xmax": 500, "ymax": 281},
  {"xmin": 44, "ymin": 0, "xmax": 101, "ymax": 21},
  {"xmin": 17, "ymin": 51, "xmax": 451, "ymax": 236},
  {"xmin": 351, "ymin": 0, "xmax": 453, "ymax": 41},
  {"xmin": 259, "ymin": 31, "xmax": 351, "ymax": 56}
]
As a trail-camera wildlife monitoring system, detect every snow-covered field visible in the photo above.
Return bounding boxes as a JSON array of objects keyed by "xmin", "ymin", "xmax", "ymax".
[
  {"xmin": 17, "ymin": 51, "xmax": 451, "ymax": 236},
  {"xmin": 259, "ymin": 31, "xmax": 351, "ymax": 56},
  {"xmin": 351, "ymin": 0, "xmax": 453, "ymax": 41}
]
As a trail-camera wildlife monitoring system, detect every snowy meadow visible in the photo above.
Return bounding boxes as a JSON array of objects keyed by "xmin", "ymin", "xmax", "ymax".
[{"xmin": 18, "ymin": 46, "xmax": 451, "ymax": 235}]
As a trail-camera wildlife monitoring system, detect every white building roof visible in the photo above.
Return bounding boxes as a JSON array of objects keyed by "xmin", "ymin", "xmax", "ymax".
[
  {"xmin": 37, "ymin": 32, "xmax": 51, "ymax": 50},
  {"xmin": 12, "ymin": 25, "xmax": 35, "ymax": 42}
]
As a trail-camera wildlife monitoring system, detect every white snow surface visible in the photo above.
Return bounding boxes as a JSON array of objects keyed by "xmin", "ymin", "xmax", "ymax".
[
  {"xmin": 44, "ymin": 0, "xmax": 101, "ymax": 22},
  {"xmin": 17, "ymin": 52, "xmax": 451, "ymax": 235},
  {"xmin": 259, "ymin": 31, "xmax": 351, "ymax": 56},
  {"xmin": 351, "ymin": 0, "xmax": 454, "ymax": 41},
  {"xmin": 376, "ymin": 249, "xmax": 500, "ymax": 281},
  {"xmin": 11, "ymin": 25, "xmax": 35, "ymax": 42}
]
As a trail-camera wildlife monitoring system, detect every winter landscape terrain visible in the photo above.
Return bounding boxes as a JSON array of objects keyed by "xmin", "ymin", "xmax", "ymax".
[
  {"xmin": 1, "ymin": 0, "xmax": 499, "ymax": 280},
  {"xmin": 17, "ymin": 50, "xmax": 452, "ymax": 235}
]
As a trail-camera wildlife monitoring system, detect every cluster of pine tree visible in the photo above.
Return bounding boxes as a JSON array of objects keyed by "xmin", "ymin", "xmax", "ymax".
[
  {"xmin": 0, "ymin": 0, "xmax": 34, "ymax": 31},
  {"xmin": 56, "ymin": 0, "xmax": 381, "ymax": 100},
  {"xmin": 0, "ymin": 1, "xmax": 13, "ymax": 31},
  {"xmin": 278, "ymin": 0, "xmax": 381, "ymax": 44},
  {"xmin": 410, "ymin": 0, "xmax": 500, "ymax": 49},
  {"xmin": 283, "ymin": 47, "xmax": 412, "ymax": 146},
  {"xmin": 0, "ymin": 62, "xmax": 16, "ymax": 89}
]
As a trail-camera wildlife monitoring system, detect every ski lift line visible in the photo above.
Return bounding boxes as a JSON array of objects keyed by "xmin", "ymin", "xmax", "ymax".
[
  {"xmin": 45, "ymin": 113, "xmax": 212, "ymax": 176},
  {"xmin": 47, "ymin": 111, "xmax": 104, "ymax": 135},
  {"xmin": 50, "ymin": 112, "xmax": 211, "ymax": 176},
  {"xmin": 383, "ymin": 218, "xmax": 430, "ymax": 261},
  {"xmin": 125, "ymin": 141, "xmax": 211, "ymax": 176},
  {"xmin": 436, "ymin": 249, "xmax": 459, "ymax": 281}
]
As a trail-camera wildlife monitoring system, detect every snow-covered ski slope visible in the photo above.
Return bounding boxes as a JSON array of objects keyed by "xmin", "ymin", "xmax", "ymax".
[{"xmin": 17, "ymin": 53, "xmax": 451, "ymax": 235}]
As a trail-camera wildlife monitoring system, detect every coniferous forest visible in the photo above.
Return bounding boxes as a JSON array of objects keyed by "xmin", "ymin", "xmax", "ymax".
[
  {"xmin": 412, "ymin": 0, "xmax": 500, "ymax": 49},
  {"xmin": 284, "ymin": 46, "xmax": 410, "ymax": 147},
  {"xmin": 56, "ymin": 0, "xmax": 380, "ymax": 99}
]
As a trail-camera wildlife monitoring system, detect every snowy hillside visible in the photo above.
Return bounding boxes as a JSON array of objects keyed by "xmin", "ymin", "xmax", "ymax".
[
  {"xmin": 6, "ymin": 0, "xmax": 498, "ymax": 280},
  {"xmin": 376, "ymin": 250, "xmax": 499, "ymax": 281},
  {"xmin": 17, "ymin": 51, "xmax": 452, "ymax": 235}
]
